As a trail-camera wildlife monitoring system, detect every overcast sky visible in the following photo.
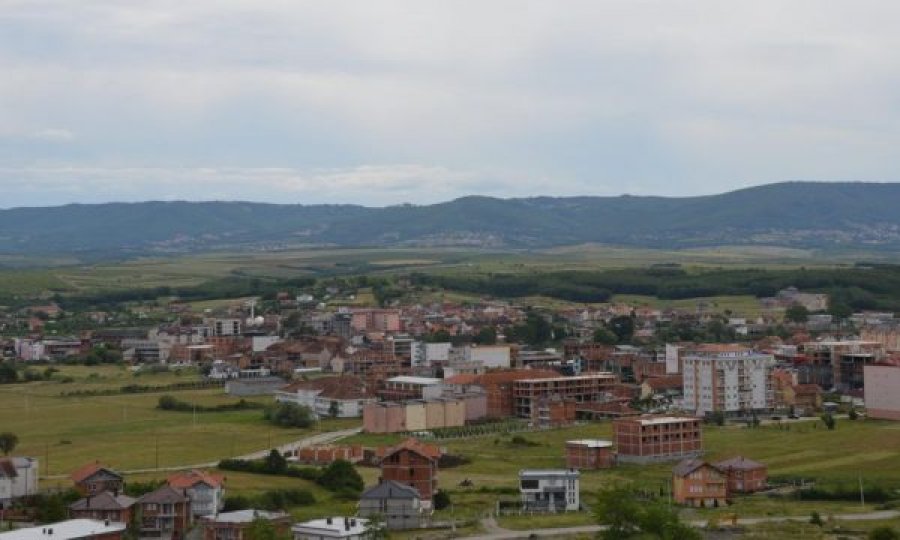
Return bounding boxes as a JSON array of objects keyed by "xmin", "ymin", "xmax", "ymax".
[{"xmin": 2, "ymin": 1, "xmax": 899, "ymax": 207}]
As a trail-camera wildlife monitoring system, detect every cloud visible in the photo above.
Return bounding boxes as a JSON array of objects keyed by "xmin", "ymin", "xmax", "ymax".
[{"xmin": 2, "ymin": 1, "xmax": 900, "ymax": 205}]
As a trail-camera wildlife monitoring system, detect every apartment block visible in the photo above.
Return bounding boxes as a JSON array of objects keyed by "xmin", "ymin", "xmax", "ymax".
[
  {"xmin": 513, "ymin": 373, "xmax": 617, "ymax": 418},
  {"xmin": 681, "ymin": 345, "xmax": 775, "ymax": 416},
  {"xmin": 613, "ymin": 415, "xmax": 702, "ymax": 463}
]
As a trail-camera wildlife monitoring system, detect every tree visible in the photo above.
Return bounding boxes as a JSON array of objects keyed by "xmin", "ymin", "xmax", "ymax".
[
  {"xmin": 594, "ymin": 488, "xmax": 700, "ymax": 540},
  {"xmin": 785, "ymin": 304, "xmax": 809, "ymax": 323},
  {"xmin": 264, "ymin": 449, "xmax": 287, "ymax": 474},
  {"xmin": 473, "ymin": 327, "xmax": 497, "ymax": 345},
  {"xmin": 244, "ymin": 517, "xmax": 290, "ymax": 540},
  {"xmin": 821, "ymin": 413, "xmax": 836, "ymax": 430},
  {"xmin": 0, "ymin": 432, "xmax": 18, "ymax": 455},
  {"xmin": 433, "ymin": 489, "xmax": 451, "ymax": 510},
  {"xmin": 328, "ymin": 400, "xmax": 340, "ymax": 418},
  {"xmin": 317, "ymin": 459, "xmax": 364, "ymax": 494},
  {"xmin": 870, "ymin": 527, "xmax": 900, "ymax": 540},
  {"xmin": 0, "ymin": 363, "xmax": 18, "ymax": 384},
  {"xmin": 264, "ymin": 402, "xmax": 314, "ymax": 428},
  {"xmin": 593, "ymin": 327, "xmax": 618, "ymax": 345},
  {"xmin": 607, "ymin": 315, "xmax": 635, "ymax": 344},
  {"xmin": 849, "ymin": 407, "xmax": 859, "ymax": 420},
  {"xmin": 809, "ymin": 511, "xmax": 824, "ymax": 526}
]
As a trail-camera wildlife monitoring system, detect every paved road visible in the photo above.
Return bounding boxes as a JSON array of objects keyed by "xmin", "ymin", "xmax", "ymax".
[
  {"xmin": 462, "ymin": 509, "xmax": 900, "ymax": 539},
  {"xmin": 44, "ymin": 426, "xmax": 362, "ymax": 478}
]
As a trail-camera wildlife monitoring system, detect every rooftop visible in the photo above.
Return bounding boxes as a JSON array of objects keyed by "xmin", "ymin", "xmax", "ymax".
[
  {"xmin": 0, "ymin": 520, "xmax": 127, "ymax": 540},
  {"xmin": 292, "ymin": 517, "xmax": 369, "ymax": 537},
  {"xmin": 519, "ymin": 469, "xmax": 580, "ymax": 478},
  {"xmin": 204, "ymin": 510, "xmax": 289, "ymax": 523},
  {"xmin": 566, "ymin": 439, "xmax": 613, "ymax": 448},
  {"xmin": 386, "ymin": 376, "xmax": 442, "ymax": 386}
]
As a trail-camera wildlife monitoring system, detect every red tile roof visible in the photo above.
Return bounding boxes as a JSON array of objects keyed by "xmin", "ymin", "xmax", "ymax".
[
  {"xmin": 167, "ymin": 469, "xmax": 225, "ymax": 489},
  {"xmin": 70, "ymin": 462, "xmax": 120, "ymax": 484}
]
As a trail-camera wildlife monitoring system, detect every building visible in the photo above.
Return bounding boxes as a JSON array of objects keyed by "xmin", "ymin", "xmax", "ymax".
[
  {"xmin": 358, "ymin": 480, "xmax": 425, "ymax": 530},
  {"xmin": 136, "ymin": 485, "xmax": 192, "ymax": 540},
  {"xmin": 68, "ymin": 492, "xmax": 135, "ymax": 523},
  {"xmin": 614, "ymin": 416, "xmax": 703, "ymax": 463},
  {"xmin": 363, "ymin": 398, "xmax": 467, "ymax": 434},
  {"xmin": 379, "ymin": 439, "xmax": 440, "ymax": 507},
  {"xmin": 167, "ymin": 470, "xmax": 225, "ymax": 517},
  {"xmin": 714, "ymin": 456, "xmax": 767, "ymax": 494},
  {"xmin": 350, "ymin": 309, "xmax": 401, "ymax": 333},
  {"xmin": 0, "ymin": 457, "xmax": 38, "ymax": 508},
  {"xmin": 294, "ymin": 445, "xmax": 364, "ymax": 465},
  {"xmin": 199, "ymin": 510, "xmax": 291, "ymax": 540},
  {"xmin": 379, "ymin": 376, "xmax": 443, "ymax": 401},
  {"xmin": 799, "ymin": 340, "xmax": 884, "ymax": 391},
  {"xmin": 565, "ymin": 440, "xmax": 614, "ymax": 470},
  {"xmin": 292, "ymin": 517, "xmax": 369, "ymax": 540},
  {"xmin": 275, "ymin": 375, "xmax": 375, "ymax": 418},
  {"xmin": 518, "ymin": 469, "xmax": 580, "ymax": 512},
  {"xmin": 0, "ymin": 520, "xmax": 126, "ymax": 540},
  {"xmin": 681, "ymin": 345, "xmax": 775, "ymax": 416},
  {"xmin": 864, "ymin": 363, "xmax": 900, "ymax": 420},
  {"xmin": 672, "ymin": 459, "xmax": 727, "ymax": 507},
  {"xmin": 512, "ymin": 373, "xmax": 617, "ymax": 419},
  {"xmin": 70, "ymin": 463, "xmax": 123, "ymax": 497}
]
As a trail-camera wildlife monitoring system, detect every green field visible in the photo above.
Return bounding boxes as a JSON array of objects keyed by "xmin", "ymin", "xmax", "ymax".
[{"xmin": 0, "ymin": 365, "xmax": 358, "ymax": 487}]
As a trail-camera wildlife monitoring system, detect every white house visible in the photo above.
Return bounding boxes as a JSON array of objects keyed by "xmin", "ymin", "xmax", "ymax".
[
  {"xmin": 292, "ymin": 517, "xmax": 370, "ymax": 540},
  {"xmin": 519, "ymin": 469, "xmax": 580, "ymax": 512},
  {"xmin": 0, "ymin": 457, "xmax": 38, "ymax": 508},
  {"xmin": 0, "ymin": 520, "xmax": 125, "ymax": 540},
  {"xmin": 167, "ymin": 470, "xmax": 224, "ymax": 517},
  {"xmin": 275, "ymin": 375, "xmax": 375, "ymax": 418}
]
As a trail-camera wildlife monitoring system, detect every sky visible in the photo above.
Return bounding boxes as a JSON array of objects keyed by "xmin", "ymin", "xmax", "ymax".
[{"xmin": 2, "ymin": 1, "xmax": 900, "ymax": 208}]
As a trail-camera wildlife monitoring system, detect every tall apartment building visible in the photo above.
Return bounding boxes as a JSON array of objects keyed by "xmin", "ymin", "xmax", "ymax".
[
  {"xmin": 864, "ymin": 363, "xmax": 900, "ymax": 420},
  {"xmin": 613, "ymin": 415, "xmax": 702, "ymax": 463},
  {"xmin": 681, "ymin": 345, "xmax": 775, "ymax": 416}
]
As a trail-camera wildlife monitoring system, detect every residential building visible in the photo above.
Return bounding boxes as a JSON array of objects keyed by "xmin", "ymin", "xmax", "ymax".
[
  {"xmin": 275, "ymin": 375, "xmax": 375, "ymax": 418},
  {"xmin": 518, "ymin": 469, "xmax": 580, "ymax": 512},
  {"xmin": 199, "ymin": 510, "xmax": 291, "ymax": 540},
  {"xmin": 565, "ymin": 440, "xmax": 614, "ymax": 470},
  {"xmin": 294, "ymin": 445, "xmax": 364, "ymax": 465},
  {"xmin": 350, "ymin": 309, "xmax": 401, "ymax": 333},
  {"xmin": 864, "ymin": 363, "xmax": 900, "ymax": 420},
  {"xmin": 672, "ymin": 459, "xmax": 727, "ymax": 507},
  {"xmin": 378, "ymin": 439, "xmax": 440, "ymax": 507},
  {"xmin": 167, "ymin": 470, "xmax": 225, "ymax": 517},
  {"xmin": 614, "ymin": 416, "xmax": 703, "ymax": 463},
  {"xmin": 68, "ymin": 492, "xmax": 135, "ymax": 523},
  {"xmin": 0, "ymin": 457, "xmax": 38, "ymax": 508},
  {"xmin": 136, "ymin": 485, "xmax": 192, "ymax": 540},
  {"xmin": 363, "ymin": 398, "xmax": 467, "ymax": 433},
  {"xmin": 681, "ymin": 345, "xmax": 775, "ymax": 416},
  {"xmin": 714, "ymin": 456, "xmax": 767, "ymax": 493},
  {"xmin": 358, "ymin": 480, "xmax": 425, "ymax": 530},
  {"xmin": 379, "ymin": 376, "xmax": 443, "ymax": 401},
  {"xmin": 0, "ymin": 520, "xmax": 126, "ymax": 540},
  {"xmin": 799, "ymin": 340, "xmax": 884, "ymax": 391},
  {"xmin": 292, "ymin": 517, "xmax": 369, "ymax": 540},
  {"xmin": 513, "ymin": 373, "xmax": 617, "ymax": 418},
  {"xmin": 70, "ymin": 463, "xmax": 123, "ymax": 497}
]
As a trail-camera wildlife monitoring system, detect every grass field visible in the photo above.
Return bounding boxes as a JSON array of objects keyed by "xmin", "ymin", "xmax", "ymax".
[{"xmin": 0, "ymin": 365, "xmax": 359, "ymax": 485}]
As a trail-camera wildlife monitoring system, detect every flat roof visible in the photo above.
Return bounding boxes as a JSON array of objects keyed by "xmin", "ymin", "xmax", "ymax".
[
  {"xmin": 206, "ymin": 510, "xmax": 287, "ymax": 523},
  {"xmin": 520, "ymin": 469, "xmax": 580, "ymax": 477},
  {"xmin": 292, "ymin": 517, "xmax": 369, "ymax": 536},
  {"xmin": 386, "ymin": 376, "xmax": 442, "ymax": 385},
  {"xmin": 567, "ymin": 439, "xmax": 613, "ymax": 448},
  {"xmin": 517, "ymin": 372, "xmax": 616, "ymax": 384},
  {"xmin": 0, "ymin": 520, "xmax": 127, "ymax": 540},
  {"xmin": 633, "ymin": 416, "xmax": 698, "ymax": 425}
]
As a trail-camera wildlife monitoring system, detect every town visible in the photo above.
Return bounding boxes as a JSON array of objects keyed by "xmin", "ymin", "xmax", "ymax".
[{"xmin": 0, "ymin": 273, "xmax": 899, "ymax": 540}]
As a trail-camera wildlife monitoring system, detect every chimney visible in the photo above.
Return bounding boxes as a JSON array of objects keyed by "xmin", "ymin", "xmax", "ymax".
[{"xmin": 326, "ymin": 517, "xmax": 332, "ymax": 525}]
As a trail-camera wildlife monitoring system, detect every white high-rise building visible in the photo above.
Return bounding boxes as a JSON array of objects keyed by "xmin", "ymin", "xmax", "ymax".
[{"xmin": 682, "ymin": 345, "xmax": 775, "ymax": 416}]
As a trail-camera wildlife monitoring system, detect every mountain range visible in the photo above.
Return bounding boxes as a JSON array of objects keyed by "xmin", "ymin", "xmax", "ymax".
[{"xmin": 2, "ymin": 181, "xmax": 898, "ymax": 257}]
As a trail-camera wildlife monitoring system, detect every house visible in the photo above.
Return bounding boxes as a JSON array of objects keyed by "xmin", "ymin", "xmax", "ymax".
[
  {"xmin": 613, "ymin": 416, "xmax": 703, "ymax": 463},
  {"xmin": 136, "ymin": 485, "xmax": 192, "ymax": 540},
  {"xmin": 378, "ymin": 438, "xmax": 440, "ymax": 507},
  {"xmin": 714, "ymin": 456, "xmax": 767, "ymax": 494},
  {"xmin": 70, "ymin": 462, "xmax": 124, "ymax": 497},
  {"xmin": 167, "ymin": 469, "xmax": 225, "ymax": 517},
  {"xmin": 565, "ymin": 440, "xmax": 614, "ymax": 470},
  {"xmin": 0, "ymin": 519, "xmax": 126, "ymax": 540},
  {"xmin": 358, "ymin": 480, "xmax": 425, "ymax": 530},
  {"xmin": 672, "ymin": 459, "xmax": 727, "ymax": 507},
  {"xmin": 519, "ymin": 469, "xmax": 580, "ymax": 512},
  {"xmin": 785, "ymin": 384, "xmax": 822, "ymax": 414},
  {"xmin": 0, "ymin": 457, "xmax": 38, "ymax": 509},
  {"xmin": 275, "ymin": 375, "xmax": 375, "ymax": 418},
  {"xmin": 68, "ymin": 492, "xmax": 135, "ymax": 523},
  {"xmin": 292, "ymin": 517, "xmax": 370, "ymax": 540},
  {"xmin": 199, "ymin": 510, "xmax": 291, "ymax": 540},
  {"xmin": 864, "ymin": 363, "xmax": 900, "ymax": 420}
]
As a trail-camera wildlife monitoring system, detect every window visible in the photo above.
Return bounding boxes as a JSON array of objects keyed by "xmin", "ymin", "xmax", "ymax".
[{"xmin": 521, "ymin": 479, "xmax": 539, "ymax": 489}]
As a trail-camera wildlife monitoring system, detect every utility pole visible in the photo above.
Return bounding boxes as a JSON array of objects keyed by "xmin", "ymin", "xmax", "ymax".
[
  {"xmin": 155, "ymin": 434, "xmax": 159, "ymax": 469},
  {"xmin": 859, "ymin": 474, "xmax": 865, "ymax": 508},
  {"xmin": 44, "ymin": 443, "xmax": 49, "ymax": 477}
]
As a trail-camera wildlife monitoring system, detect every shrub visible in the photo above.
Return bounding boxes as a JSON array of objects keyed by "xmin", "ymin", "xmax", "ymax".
[{"xmin": 264, "ymin": 402, "xmax": 314, "ymax": 428}]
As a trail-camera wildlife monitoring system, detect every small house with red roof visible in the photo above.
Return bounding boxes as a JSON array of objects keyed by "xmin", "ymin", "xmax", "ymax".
[
  {"xmin": 167, "ymin": 469, "xmax": 225, "ymax": 517},
  {"xmin": 70, "ymin": 462, "xmax": 124, "ymax": 497},
  {"xmin": 672, "ymin": 459, "xmax": 727, "ymax": 507},
  {"xmin": 136, "ymin": 485, "xmax": 191, "ymax": 540},
  {"xmin": 378, "ymin": 439, "xmax": 440, "ymax": 508},
  {"xmin": 714, "ymin": 456, "xmax": 767, "ymax": 494}
]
